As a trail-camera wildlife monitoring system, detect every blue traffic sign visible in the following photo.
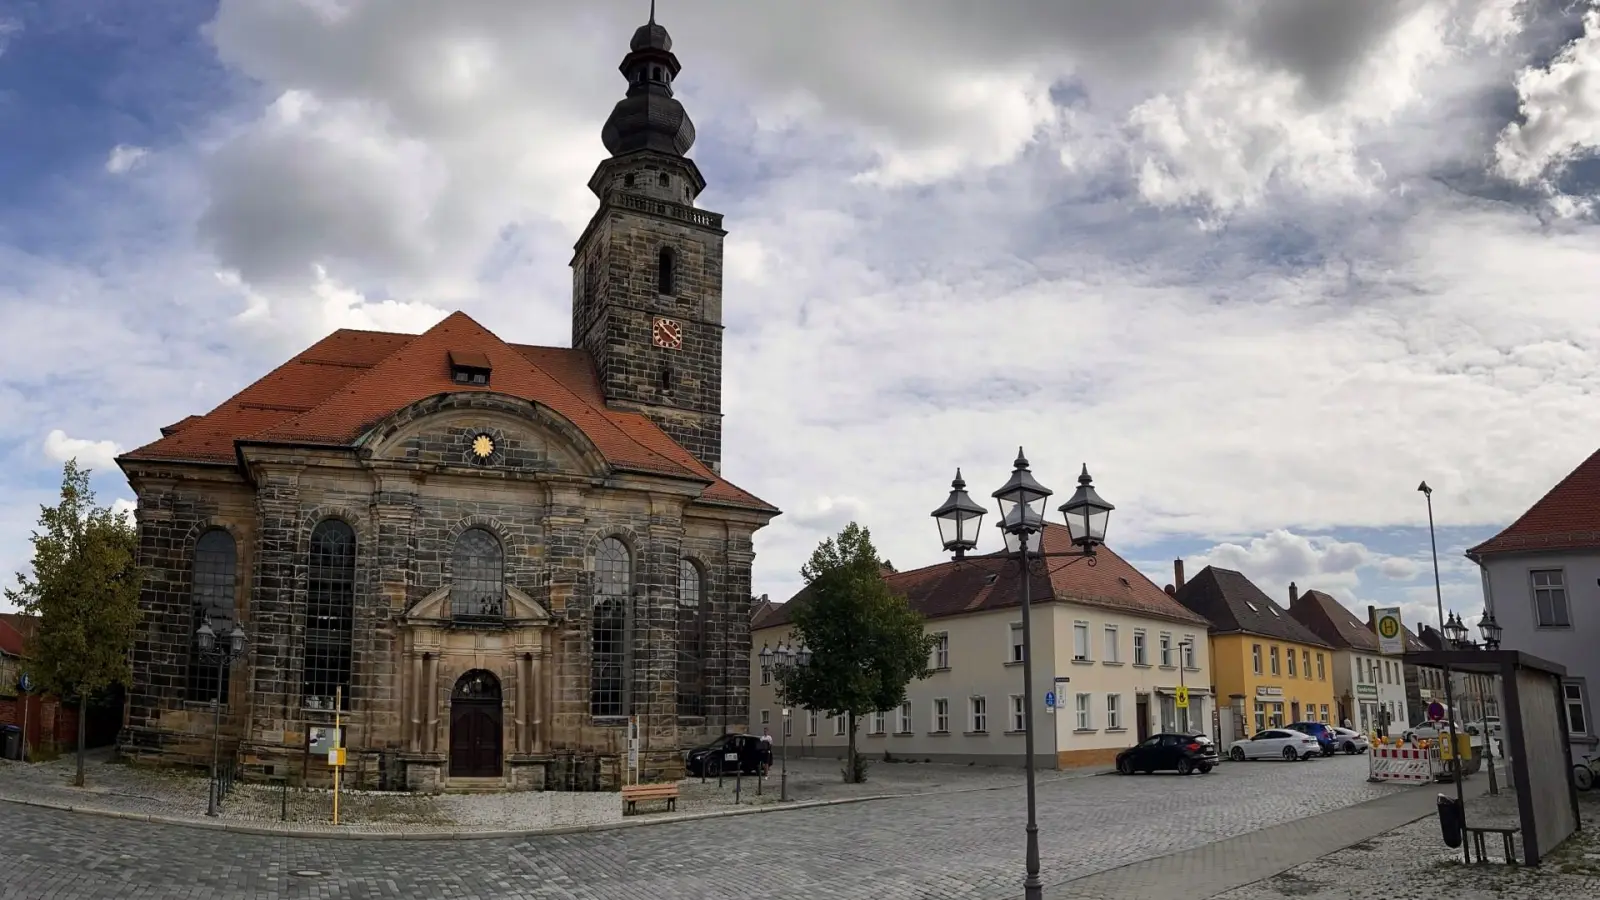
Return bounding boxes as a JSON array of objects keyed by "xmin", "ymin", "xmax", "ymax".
[
  {"xmin": 17, "ymin": 673, "xmax": 31, "ymax": 693},
  {"xmin": 1427, "ymin": 701, "xmax": 1445, "ymax": 722},
  {"xmin": 1044, "ymin": 690, "xmax": 1056, "ymax": 709}
]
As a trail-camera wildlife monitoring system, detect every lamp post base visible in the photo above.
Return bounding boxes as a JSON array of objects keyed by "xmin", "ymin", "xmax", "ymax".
[{"xmin": 206, "ymin": 781, "xmax": 219, "ymax": 818}]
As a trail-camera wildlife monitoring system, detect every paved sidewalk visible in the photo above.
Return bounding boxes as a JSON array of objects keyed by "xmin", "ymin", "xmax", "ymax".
[
  {"xmin": 1049, "ymin": 776, "xmax": 1494, "ymax": 900},
  {"xmin": 0, "ymin": 750, "xmax": 1109, "ymax": 838}
]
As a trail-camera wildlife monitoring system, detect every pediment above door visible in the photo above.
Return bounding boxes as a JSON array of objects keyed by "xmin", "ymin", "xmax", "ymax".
[{"xmin": 400, "ymin": 583, "xmax": 555, "ymax": 626}]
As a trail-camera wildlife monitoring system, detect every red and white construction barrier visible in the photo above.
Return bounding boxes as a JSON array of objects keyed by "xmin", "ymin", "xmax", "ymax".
[{"xmin": 1368, "ymin": 745, "xmax": 1436, "ymax": 783}]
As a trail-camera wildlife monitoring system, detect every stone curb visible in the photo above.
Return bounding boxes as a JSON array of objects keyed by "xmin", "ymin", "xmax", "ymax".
[{"xmin": 0, "ymin": 766, "xmax": 1112, "ymax": 842}]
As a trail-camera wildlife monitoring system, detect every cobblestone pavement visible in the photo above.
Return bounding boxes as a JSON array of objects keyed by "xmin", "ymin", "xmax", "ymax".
[
  {"xmin": 1213, "ymin": 789, "xmax": 1600, "ymax": 900},
  {"xmin": 0, "ymin": 752, "xmax": 1104, "ymax": 834},
  {"xmin": 0, "ymin": 754, "xmax": 1406, "ymax": 899}
]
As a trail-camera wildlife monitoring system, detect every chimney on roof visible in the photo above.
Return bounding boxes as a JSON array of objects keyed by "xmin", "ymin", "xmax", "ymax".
[
  {"xmin": 1164, "ymin": 584, "xmax": 1177, "ymax": 597},
  {"xmin": 1367, "ymin": 605, "xmax": 1376, "ymax": 629},
  {"xmin": 1288, "ymin": 581, "xmax": 1299, "ymax": 606},
  {"xmin": 1173, "ymin": 559, "xmax": 1186, "ymax": 589}
]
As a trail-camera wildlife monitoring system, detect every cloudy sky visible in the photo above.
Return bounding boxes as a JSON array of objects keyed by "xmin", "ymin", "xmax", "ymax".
[{"xmin": 3, "ymin": 0, "xmax": 1599, "ymax": 636}]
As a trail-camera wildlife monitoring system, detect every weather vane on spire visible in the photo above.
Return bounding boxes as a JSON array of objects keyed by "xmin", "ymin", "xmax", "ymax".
[{"xmin": 649, "ymin": 0, "xmax": 656, "ymax": 24}]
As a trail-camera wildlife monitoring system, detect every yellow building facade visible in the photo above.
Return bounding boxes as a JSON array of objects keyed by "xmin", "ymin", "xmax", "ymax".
[{"xmin": 1170, "ymin": 565, "xmax": 1336, "ymax": 745}]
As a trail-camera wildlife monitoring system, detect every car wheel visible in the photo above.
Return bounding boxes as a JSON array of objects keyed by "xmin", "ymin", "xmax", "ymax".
[
  {"xmin": 1230, "ymin": 747, "xmax": 1246, "ymax": 762},
  {"xmin": 1343, "ymin": 742, "xmax": 1356, "ymax": 754},
  {"xmin": 707, "ymin": 758, "xmax": 722, "ymax": 777},
  {"xmin": 1282, "ymin": 747, "xmax": 1297, "ymax": 761},
  {"xmin": 1178, "ymin": 759, "xmax": 1193, "ymax": 776},
  {"xmin": 1117, "ymin": 758, "xmax": 1134, "ymax": 775},
  {"xmin": 1198, "ymin": 763, "xmax": 1213, "ymax": 774}
]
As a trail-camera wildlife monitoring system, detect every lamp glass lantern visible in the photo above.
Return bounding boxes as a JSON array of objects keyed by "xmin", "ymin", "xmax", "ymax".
[
  {"xmin": 228, "ymin": 624, "xmax": 248, "ymax": 657},
  {"xmin": 993, "ymin": 448, "xmax": 1053, "ymax": 555},
  {"xmin": 1444, "ymin": 612, "xmax": 1469, "ymax": 648},
  {"xmin": 796, "ymin": 644, "xmax": 812, "ymax": 667},
  {"xmin": 932, "ymin": 469, "xmax": 988, "ymax": 557},
  {"xmin": 777, "ymin": 643, "xmax": 794, "ymax": 668},
  {"xmin": 196, "ymin": 620, "xmax": 217, "ymax": 653},
  {"xmin": 1058, "ymin": 464, "xmax": 1114, "ymax": 549},
  {"xmin": 1478, "ymin": 609, "xmax": 1503, "ymax": 650},
  {"xmin": 759, "ymin": 643, "xmax": 773, "ymax": 669}
]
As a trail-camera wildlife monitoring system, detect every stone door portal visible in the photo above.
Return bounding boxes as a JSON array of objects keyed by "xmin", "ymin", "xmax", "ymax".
[{"xmin": 449, "ymin": 670, "xmax": 503, "ymax": 778}]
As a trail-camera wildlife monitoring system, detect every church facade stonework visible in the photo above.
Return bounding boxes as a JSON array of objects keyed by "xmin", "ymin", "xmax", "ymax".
[{"xmin": 116, "ymin": 14, "xmax": 777, "ymax": 792}]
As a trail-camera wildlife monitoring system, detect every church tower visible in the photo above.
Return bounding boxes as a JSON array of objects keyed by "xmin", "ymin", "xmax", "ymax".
[{"xmin": 572, "ymin": 8, "xmax": 726, "ymax": 473}]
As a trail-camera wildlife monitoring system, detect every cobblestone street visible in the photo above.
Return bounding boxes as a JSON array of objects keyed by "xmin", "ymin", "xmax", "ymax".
[{"xmin": 0, "ymin": 754, "xmax": 1407, "ymax": 899}]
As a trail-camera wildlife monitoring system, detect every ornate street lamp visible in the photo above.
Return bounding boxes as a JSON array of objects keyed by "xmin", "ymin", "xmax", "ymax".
[
  {"xmin": 931, "ymin": 449, "xmax": 1111, "ymax": 900},
  {"xmin": 1444, "ymin": 612, "xmax": 1470, "ymax": 649},
  {"xmin": 196, "ymin": 617, "xmax": 249, "ymax": 818},
  {"xmin": 771, "ymin": 643, "xmax": 809, "ymax": 802}
]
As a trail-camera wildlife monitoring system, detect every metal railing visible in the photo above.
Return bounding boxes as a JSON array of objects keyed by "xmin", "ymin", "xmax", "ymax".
[{"xmin": 611, "ymin": 192, "xmax": 723, "ymax": 229}]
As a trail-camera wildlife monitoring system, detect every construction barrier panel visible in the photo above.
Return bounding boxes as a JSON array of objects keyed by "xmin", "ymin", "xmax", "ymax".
[{"xmin": 1368, "ymin": 745, "xmax": 1435, "ymax": 783}]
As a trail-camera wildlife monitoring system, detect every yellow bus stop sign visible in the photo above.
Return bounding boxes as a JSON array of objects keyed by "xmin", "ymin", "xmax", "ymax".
[{"xmin": 1175, "ymin": 686, "xmax": 1190, "ymax": 709}]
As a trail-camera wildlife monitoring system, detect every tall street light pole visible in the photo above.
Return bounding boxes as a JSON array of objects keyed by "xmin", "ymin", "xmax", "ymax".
[
  {"xmin": 1178, "ymin": 640, "xmax": 1193, "ymax": 733},
  {"xmin": 933, "ymin": 452, "xmax": 1113, "ymax": 900},
  {"xmin": 1419, "ymin": 481, "xmax": 1467, "ymax": 851},
  {"xmin": 196, "ymin": 619, "xmax": 249, "ymax": 818}
]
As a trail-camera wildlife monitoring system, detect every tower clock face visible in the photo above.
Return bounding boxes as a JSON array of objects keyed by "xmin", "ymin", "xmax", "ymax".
[{"xmin": 651, "ymin": 317, "xmax": 684, "ymax": 350}]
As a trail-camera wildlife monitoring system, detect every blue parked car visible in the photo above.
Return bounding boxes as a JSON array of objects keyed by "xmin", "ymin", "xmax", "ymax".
[{"xmin": 1286, "ymin": 721, "xmax": 1337, "ymax": 757}]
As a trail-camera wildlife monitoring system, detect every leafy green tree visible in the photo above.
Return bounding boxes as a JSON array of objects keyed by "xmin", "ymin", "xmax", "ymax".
[
  {"xmin": 5, "ymin": 460, "xmax": 143, "ymax": 786},
  {"xmin": 776, "ymin": 522, "xmax": 936, "ymax": 783}
]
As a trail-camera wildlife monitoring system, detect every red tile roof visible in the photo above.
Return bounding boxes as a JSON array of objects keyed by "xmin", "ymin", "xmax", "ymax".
[
  {"xmin": 121, "ymin": 312, "xmax": 773, "ymax": 511},
  {"xmin": 1468, "ymin": 447, "xmax": 1600, "ymax": 557},
  {"xmin": 0, "ymin": 613, "xmax": 35, "ymax": 656},
  {"xmin": 1289, "ymin": 589, "xmax": 1380, "ymax": 652},
  {"xmin": 755, "ymin": 524, "xmax": 1211, "ymax": 631}
]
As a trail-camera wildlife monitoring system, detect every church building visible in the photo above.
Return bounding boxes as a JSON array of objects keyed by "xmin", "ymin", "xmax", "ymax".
[{"xmin": 116, "ymin": 12, "xmax": 779, "ymax": 792}]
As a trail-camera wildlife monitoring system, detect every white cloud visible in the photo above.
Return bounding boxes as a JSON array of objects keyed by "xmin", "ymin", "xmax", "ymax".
[
  {"xmin": 41, "ymin": 430, "xmax": 124, "ymax": 472},
  {"xmin": 105, "ymin": 144, "xmax": 150, "ymax": 174},
  {"xmin": 6, "ymin": 0, "xmax": 1600, "ymax": 622},
  {"xmin": 1494, "ymin": 4, "xmax": 1600, "ymax": 207},
  {"xmin": 111, "ymin": 498, "xmax": 137, "ymax": 524}
]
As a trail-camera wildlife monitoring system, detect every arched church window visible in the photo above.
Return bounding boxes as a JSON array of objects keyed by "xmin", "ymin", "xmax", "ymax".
[
  {"xmin": 658, "ymin": 172, "xmax": 669, "ymax": 187},
  {"xmin": 451, "ymin": 527, "xmax": 504, "ymax": 619},
  {"xmin": 304, "ymin": 519, "xmax": 356, "ymax": 711},
  {"xmin": 590, "ymin": 537, "xmax": 631, "ymax": 717},
  {"xmin": 677, "ymin": 557, "xmax": 705, "ymax": 717},
  {"xmin": 187, "ymin": 529, "xmax": 237, "ymax": 702},
  {"xmin": 652, "ymin": 65, "xmax": 663, "ymax": 82},
  {"xmin": 657, "ymin": 247, "xmax": 676, "ymax": 296},
  {"xmin": 625, "ymin": 173, "xmax": 636, "ymax": 188}
]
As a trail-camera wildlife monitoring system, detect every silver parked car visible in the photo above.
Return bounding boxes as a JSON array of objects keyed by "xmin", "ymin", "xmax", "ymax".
[{"xmin": 1329, "ymin": 726, "xmax": 1368, "ymax": 754}]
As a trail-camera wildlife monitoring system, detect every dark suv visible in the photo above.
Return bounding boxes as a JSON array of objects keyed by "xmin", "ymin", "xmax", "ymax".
[
  {"xmin": 684, "ymin": 733, "xmax": 770, "ymax": 777},
  {"xmin": 1115, "ymin": 732, "xmax": 1220, "ymax": 775},
  {"xmin": 1286, "ymin": 721, "xmax": 1337, "ymax": 757}
]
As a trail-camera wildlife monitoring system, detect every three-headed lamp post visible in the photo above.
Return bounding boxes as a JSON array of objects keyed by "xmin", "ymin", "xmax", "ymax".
[
  {"xmin": 762, "ymin": 640, "xmax": 812, "ymax": 802},
  {"xmin": 931, "ymin": 450, "xmax": 1113, "ymax": 900},
  {"xmin": 195, "ymin": 618, "xmax": 249, "ymax": 818}
]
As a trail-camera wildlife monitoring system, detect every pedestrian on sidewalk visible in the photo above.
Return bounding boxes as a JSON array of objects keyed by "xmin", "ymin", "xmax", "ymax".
[{"xmin": 759, "ymin": 728, "xmax": 774, "ymax": 776}]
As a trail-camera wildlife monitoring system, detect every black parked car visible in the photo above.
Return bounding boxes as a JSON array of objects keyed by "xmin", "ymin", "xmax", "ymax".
[
  {"xmin": 684, "ymin": 733, "xmax": 770, "ymax": 777},
  {"xmin": 1115, "ymin": 732, "xmax": 1219, "ymax": 775}
]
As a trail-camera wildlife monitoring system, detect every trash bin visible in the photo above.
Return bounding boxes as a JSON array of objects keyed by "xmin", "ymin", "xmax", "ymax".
[
  {"xmin": 1436, "ymin": 793, "xmax": 1464, "ymax": 848},
  {"xmin": 0, "ymin": 724, "xmax": 20, "ymax": 761}
]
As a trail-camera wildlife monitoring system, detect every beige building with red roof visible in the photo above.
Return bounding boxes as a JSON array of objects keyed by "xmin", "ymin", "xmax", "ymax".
[
  {"xmin": 750, "ymin": 526, "xmax": 1214, "ymax": 769},
  {"xmin": 115, "ymin": 12, "xmax": 779, "ymax": 790},
  {"xmin": 1468, "ymin": 447, "xmax": 1600, "ymax": 763}
]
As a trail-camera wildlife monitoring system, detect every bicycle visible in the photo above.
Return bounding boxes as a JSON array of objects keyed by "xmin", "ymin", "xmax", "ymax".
[{"xmin": 1574, "ymin": 753, "xmax": 1599, "ymax": 792}]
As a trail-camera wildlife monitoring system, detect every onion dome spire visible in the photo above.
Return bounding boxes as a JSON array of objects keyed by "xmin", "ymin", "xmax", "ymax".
[{"xmin": 601, "ymin": 2, "xmax": 696, "ymax": 157}]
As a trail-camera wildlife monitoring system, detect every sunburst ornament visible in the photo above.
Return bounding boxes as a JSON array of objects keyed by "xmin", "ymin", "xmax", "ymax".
[{"xmin": 470, "ymin": 433, "xmax": 496, "ymax": 459}]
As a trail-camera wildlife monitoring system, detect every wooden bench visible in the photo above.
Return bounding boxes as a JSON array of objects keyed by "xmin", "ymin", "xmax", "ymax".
[
  {"xmin": 621, "ymin": 782, "xmax": 680, "ymax": 815},
  {"xmin": 1465, "ymin": 825, "xmax": 1520, "ymax": 865}
]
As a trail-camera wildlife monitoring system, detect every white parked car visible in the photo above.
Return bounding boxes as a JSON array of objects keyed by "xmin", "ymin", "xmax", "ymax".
[
  {"xmin": 1465, "ymin": 717, "xmax": 1501, "ymax": 737},
  {"xmin": 1402, "ymin": 721, "xmax": 1464, "ymax": 743},
  {"xmin": 1329, "ymin": 727, "xmax": 1369, "ymax": 755},
  {"xmin": 1228, "ymin": 728, "xmax": 1323, "ymax": 761}
]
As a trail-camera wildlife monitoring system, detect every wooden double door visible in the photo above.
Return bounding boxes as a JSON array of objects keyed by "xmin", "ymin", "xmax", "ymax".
[{"xmin": 449, "ymin": 670, "xmax": 503, "ymax": 778}]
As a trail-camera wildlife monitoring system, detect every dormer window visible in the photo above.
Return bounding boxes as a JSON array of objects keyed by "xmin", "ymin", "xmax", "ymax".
[{"xmin": 448, "ymin": 349, "xmax": 492, "ymax": 386}]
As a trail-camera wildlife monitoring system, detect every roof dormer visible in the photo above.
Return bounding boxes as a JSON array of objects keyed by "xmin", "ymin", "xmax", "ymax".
[{"xmin": 448, "ymin": 349, "xmax": 492, "ymax": 386}]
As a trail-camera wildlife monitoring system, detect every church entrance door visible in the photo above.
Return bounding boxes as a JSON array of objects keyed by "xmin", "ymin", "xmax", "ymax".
[{"xmin": 449, "ymin": 670, "xmax": 503, "ymax": 778}]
